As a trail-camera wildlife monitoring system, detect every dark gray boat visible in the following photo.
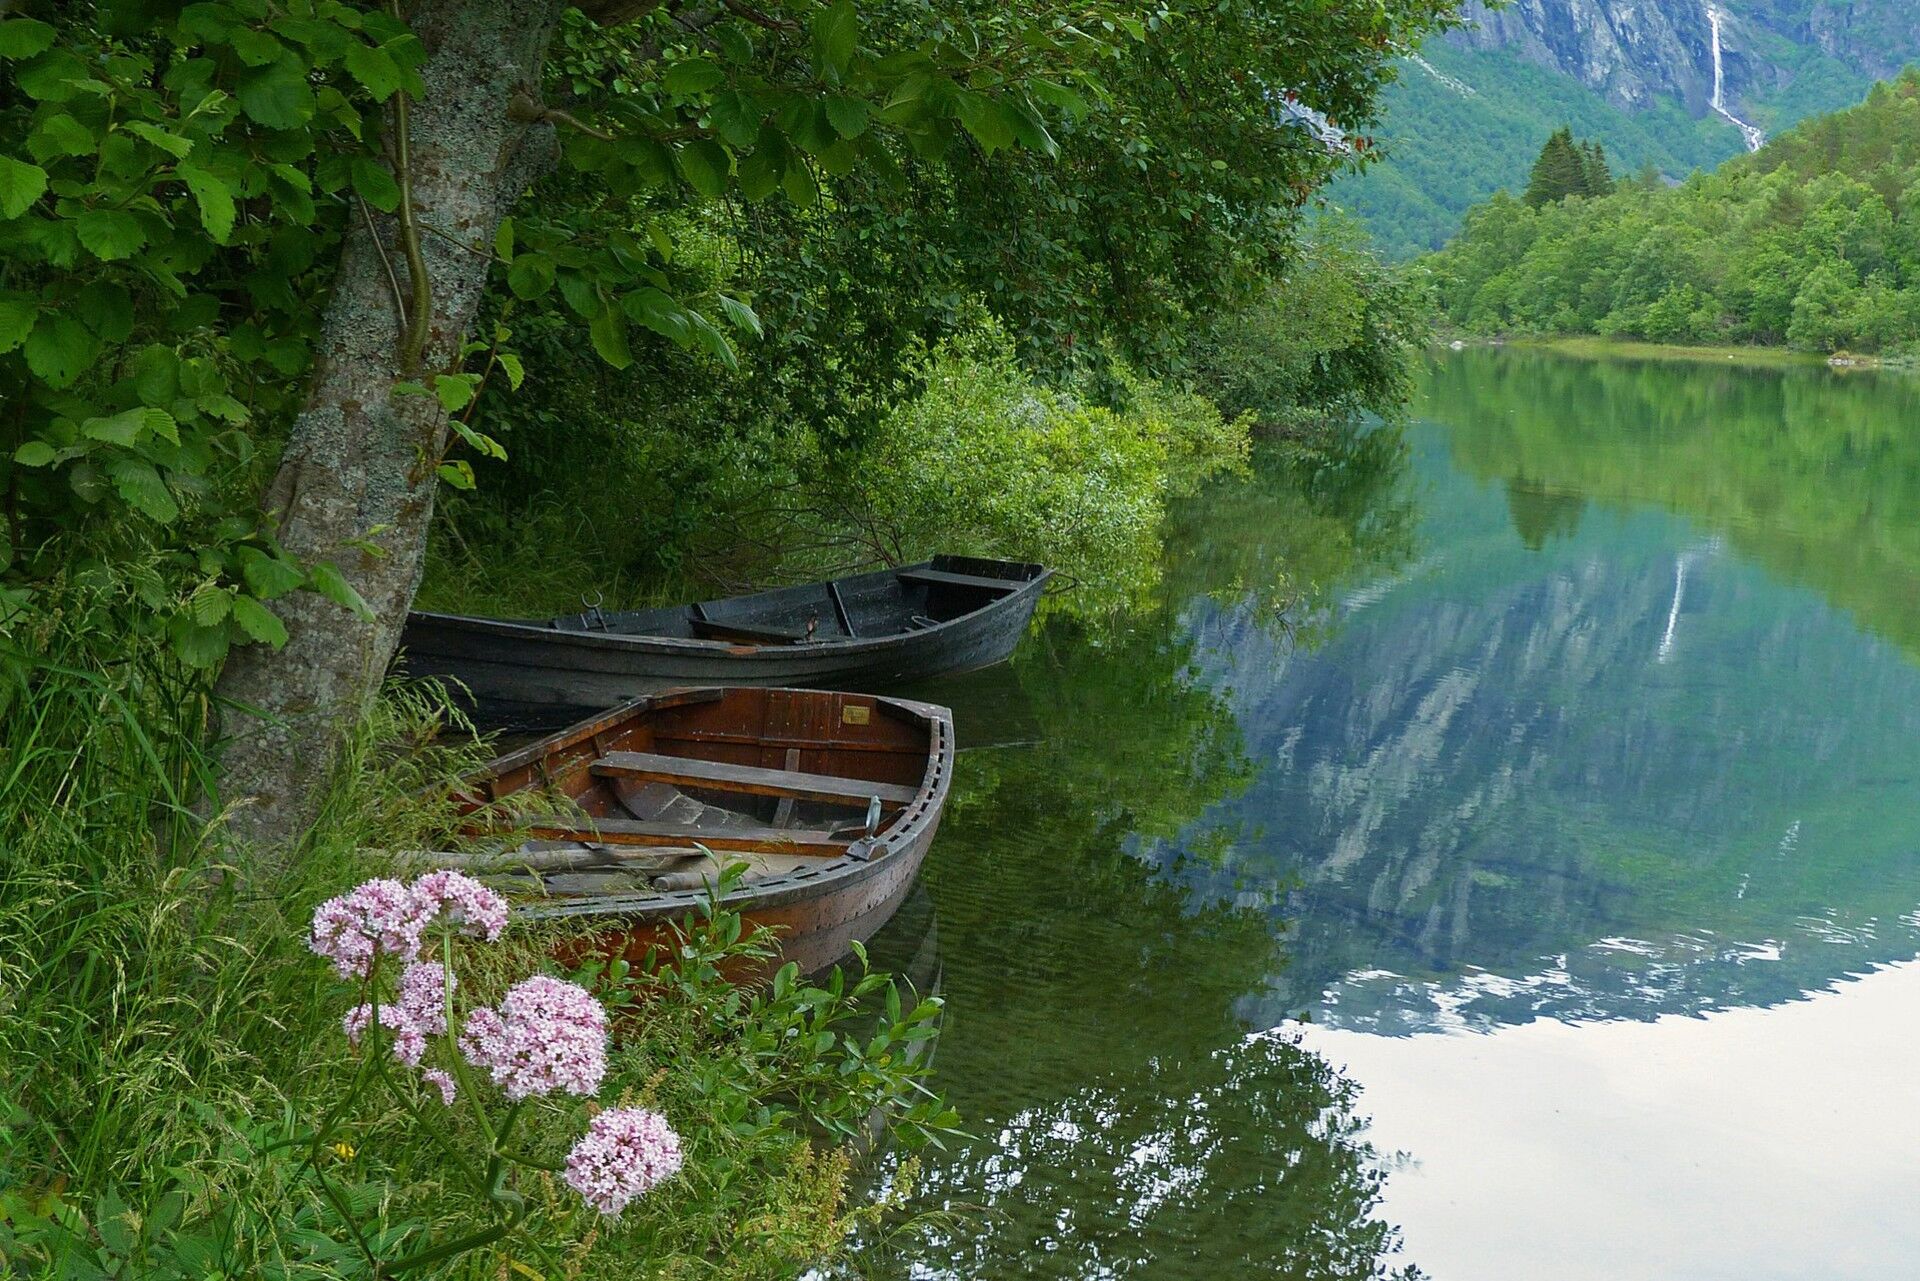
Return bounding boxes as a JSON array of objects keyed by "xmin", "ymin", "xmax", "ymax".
[{"xmin": 400, "ymin": 554, "xmax": 1051, "ymax": 730}]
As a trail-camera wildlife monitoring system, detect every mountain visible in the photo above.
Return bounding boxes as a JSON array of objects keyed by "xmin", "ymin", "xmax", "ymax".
[{"xmin": 1335, "ymin": 0, "xmax": 1920, "ymax": 258}]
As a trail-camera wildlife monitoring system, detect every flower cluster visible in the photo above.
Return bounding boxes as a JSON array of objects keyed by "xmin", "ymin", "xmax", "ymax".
[
  {"xmin": 564, "ymin": 1108, "xmax": 685, "ymax": 1216},
  {"xmin": 460, "ymin": 975, "xmax": 609, "ymax": 1100},
  {"xmin": 342, "ymin": 961, "xmax": 457, "ymax": 1069},
  {"xmin": 412, "ymin": 869, "xmax": 510, "ymax": 941},
  {"xmin": 308, "ymin": 871, "xmax": 507, "ymax": 979},
  {"xmin": 309, "ymin": 878, "xmax": 433, "ymax": 980},
  {"xmin": 311, "ymin": 870, "xmax": 684, "ymax": 1222},
  {"xmin": 421, "ymin": 1069, "xmax": 458, "ymax": 1106}
]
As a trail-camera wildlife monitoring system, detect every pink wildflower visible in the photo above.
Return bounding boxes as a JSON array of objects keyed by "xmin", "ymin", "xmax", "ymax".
[
  {"xmin": 343, "ymin": 1001, "xmax": 427, "ymax": 1067},
  {"xmin": 395, "ymin": 961, "xmax": 454, "ymax": 1036},
  {"xmin": 310, "ymin": 878, "xmax": 432, "ymax": 979},
  {"xmin": 411, "ymin": 869, "xmax": 509, "ymax": 941},
  {"xmin": 458, "ymin": 974, "xmax": 607, "ymax": 1100},
  {"xmin": 564, "ymin": 1108, "xmax": 683, "ymax": 1216},
  {"xmin": 421, "ymin": 1068, "xmax": 458, "ymax": 1106}
]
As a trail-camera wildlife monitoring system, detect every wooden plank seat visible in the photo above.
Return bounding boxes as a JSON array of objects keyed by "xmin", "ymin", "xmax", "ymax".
[
  {"xmin": 588, "ymin": 751, "xmax": 919, "ymax": 807},
  {"xmin": 895, "ymin": 567, "xmax": 1021, "ymax": 593},
  {"xmin": 524, "ymin": 815, "xmax": 855, "ymax": 855},
  {"xmin": 687, "ymin": 616, "xmax": 813, "ymax": 644}
]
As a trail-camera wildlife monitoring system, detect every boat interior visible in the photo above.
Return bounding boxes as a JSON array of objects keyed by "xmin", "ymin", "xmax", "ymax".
[
  {"xmin": 459, "ymin": 688, "xmax": 941, "ymax": 896},
  {"xmin": 541, "ymin": 554, "xmax": 1048, "ymax": 645}
]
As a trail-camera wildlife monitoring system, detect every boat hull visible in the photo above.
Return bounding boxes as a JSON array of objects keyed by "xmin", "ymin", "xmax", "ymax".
[
  {"xmin": 467, "ymin": 688, "xmax": 955, "ymax": 979},
  {"xmin": 399, "ymin": 559, "xmax": 1048, "ymax": 731}
]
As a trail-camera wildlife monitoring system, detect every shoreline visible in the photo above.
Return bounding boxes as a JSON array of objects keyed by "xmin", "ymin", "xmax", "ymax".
[{"xmin": 1435, "ymin": 335, "xmax": 1916, "ymax": 373}]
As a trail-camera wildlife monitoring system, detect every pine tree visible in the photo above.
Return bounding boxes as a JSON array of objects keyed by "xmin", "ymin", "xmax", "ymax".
[
  {"xmin": 1523, "ymin": 127, "xmax": 1585, "ymax": 207},
  {"xmin": 1581, "ymin": 141, "xmax": 1615, "ymax": 196}
]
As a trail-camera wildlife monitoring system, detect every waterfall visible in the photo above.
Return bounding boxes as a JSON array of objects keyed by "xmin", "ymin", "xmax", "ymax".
[
  {"xmin": 1707, "ymin": 5, "xmax": 1765, "ymax": 152},
  {"xmin": 1657, "ymin": 552, "xmax": 1691, "ymax": 663}
]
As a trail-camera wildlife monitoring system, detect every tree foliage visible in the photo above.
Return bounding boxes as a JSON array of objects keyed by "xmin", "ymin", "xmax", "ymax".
[{"xmin": 1428, "ymin": 70, "xmax": 1920, "ymax": 352}]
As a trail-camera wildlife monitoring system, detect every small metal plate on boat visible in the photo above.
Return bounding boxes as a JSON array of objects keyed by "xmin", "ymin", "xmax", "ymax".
[{"xmin": 841, "ymin": 704, "xmax": 871, "ymax": 725}]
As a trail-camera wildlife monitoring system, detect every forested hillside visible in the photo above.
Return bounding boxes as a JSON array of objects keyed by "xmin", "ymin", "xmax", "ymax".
[
  {"xmin": 1328, "ymin": 42, "xmax": 1740, "ymax": 259},
  {"xmin": 1336, "ymin": 0, "xmax": 1915, "ymax": 257},
  {"xmin": 1425, "ymin": 70, "xmax": 1920, "ymax": 353}
]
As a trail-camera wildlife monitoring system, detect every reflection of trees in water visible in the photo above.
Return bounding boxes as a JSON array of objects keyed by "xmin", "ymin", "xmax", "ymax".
[
  {"xmin": 860, "ymin": 435, "xmax": 1419, "ymax": 1278},
  {"xmin": 1504, "ymin": 477, "xmax": 1585, "ymax": 550},
  {"xmin": 1426, "ymin": 347, "xmax": 1920, "ymax": 657},
  {"xmin": 868, "ymin": 1033, "xmax": 1418, "ymax": 1281},
  {"xmin": 1167, "ymin": 358, "xmax": 1920, "ymax": 1031}
]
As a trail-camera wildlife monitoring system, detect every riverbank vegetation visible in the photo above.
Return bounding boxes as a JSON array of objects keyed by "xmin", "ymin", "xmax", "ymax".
[
  {"xmin": 1, "ymin": 0, "xmax": 1448, "ymax": 1276},
  {"xmin": 1425, "ymin": 69, "xmax": 1920, "ymax": 354}
]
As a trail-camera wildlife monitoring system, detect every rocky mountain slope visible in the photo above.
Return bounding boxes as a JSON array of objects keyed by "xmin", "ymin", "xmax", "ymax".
[{"xmin": 1337, "ymin": 0, "xmax": 1917, "ymax": 257}]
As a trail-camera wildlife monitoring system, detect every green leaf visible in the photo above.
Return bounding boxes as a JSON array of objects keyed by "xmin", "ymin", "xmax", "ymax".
[
  {"xmin": 448, "ymin": 418, "xmax": 505, "ymax": 460},
  {"xmin": 0, "ymin": 155, "xmax": 49, "ymax": 219},
  {"xmin": 432, "ymin": 374, "xmax": 474, "ymax": 412},
  {"xmin": 14, "ymin": 48, "xmax": 88, "ymax": 100},
  {"xmin": 812, "ymin": 0, "xmax": 859, "ymax": 77},
  {"xmin": 1027, "ymin": 78, "xmax": 1089, "ymax": 116},
  {"xmin": 436, "ymin": 460, "xmax": 475, "ymax": 490},
  {"xmin": 237, "ymin": 55, "xmax": 317, "ymax": 129},
  {"xmin": 675, "ymin": 140, "xmax": 729, "ymax": 199},
  {"xmin": 954, "ymin": 92, "xmax": 1016, "ymax": 154},
  {"xmin": 825, "ymin": 96, "xmax": 870, "ymax": 139},
  {"xmin": 105, "ymin": 456, "xmax": 180, "ymax": 522},
  {"xmin": 239, "ymin": 546, "xmax": 304, "ymax": 599},
  {"xmin": 187, "ymin": 583, "xmax": 232, "ymax": 626},
  {"xmin": 177, "ymin": 163, "xmax": 236, "ymax": 242},
  {"xmin": 13, "ymin": 441, "xmax": 56, "ymax": 467},
  {"xmin": 343, "ymin": 40, "xmax": 403, "ymax": 102},
  {"xmin": 495, "ymin": 351, "xmax": 524, "ymax": 390},
  {"xmin": 229, "ymin": 594, "xmax": 288, "ymax": 646},
  {"xmin": 29, "ymin": 113, "xmax": 95, "ymax": 159},
  {"xmin": 82, "ymin": 407, "xmax": 173, "ymax": 446},
  {"xmin": 506, "ymin": 253, "xmax": 553, "ymax": 300},
  {"xmin": 131, "ymin": 344, "xmax": 182, "ymax": 407},
  {"xmin": 75, "ymin": 208, "xmax": 148, "ymax": 261},
  {"xmin": 228, "ymin": 26, "xmax": 285, "ymax": 67},
  {"xmin": 0, "ymin": 296, "xmax": 35, "ymax": 353},
  {"xmin": 124, "ymin": 120, "xmax": 193, "ymax": 159},
  {"xmin": 0, "ymin": 18, "xmax": 56, "ymax": 59},
  {"xmin": 716, "ymin": 293, "xmax": 762, "ymax": 337},
  {"xmin": 493, "ymin": 216, "xmax": 513, "ymax": 263},
  {"xmin": 664, "ymin": 58, "xmax": 725, "ymax": 96},
  {"xmin": 589, "ymin": 304, "xmax": 631, "ymax": 370},
  {"xmin": 350, "ymin": 156, "xmax": 400, "ymax": 212},
  {"xmin": 168, "ymin": 615, "xmax": 230, "ymax": 668},
  {"xmin": 23, "ymin": 315, "xmax": 96, "ymax": 388},
  {"xmin": 308, "ymin": 562, "xmax": 373, "ymax": 620}
]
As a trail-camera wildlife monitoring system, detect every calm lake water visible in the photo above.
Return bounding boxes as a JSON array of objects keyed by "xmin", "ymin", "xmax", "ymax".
[{"xmin": 866, "ymin": 348, "xmax": 1920, "ymax": 1280}]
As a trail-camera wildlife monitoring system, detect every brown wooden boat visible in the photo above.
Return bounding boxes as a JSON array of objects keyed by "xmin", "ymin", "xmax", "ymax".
[{"xmin": 451, "ymin": 686, "xmax": 953, "ymax": 976}]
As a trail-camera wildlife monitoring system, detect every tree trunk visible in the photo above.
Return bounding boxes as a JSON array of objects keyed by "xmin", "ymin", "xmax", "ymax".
[{"xmin": 213, "ymin": 0, "xmax": 562, "ymax": 858}]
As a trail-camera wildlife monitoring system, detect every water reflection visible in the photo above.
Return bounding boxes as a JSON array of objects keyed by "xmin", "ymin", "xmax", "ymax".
[
  {"xmin": 877, "ymin": 350, "xmax": 1920, "ymax": 1279},
  {"xmin": 861, "ymin": 437, "xmax": 1418, "ymax": 1278},
  {"xmin": 1176, "ymin": 351, "xmax": 1920, "ymax": 1034}
]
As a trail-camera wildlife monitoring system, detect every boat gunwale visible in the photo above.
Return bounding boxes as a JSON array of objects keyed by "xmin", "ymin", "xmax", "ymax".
[
  {"xmin": 473, "ymin": 689, "xmax": 955, "ymax": 927},
  {"xmin": 407, "ymin": 560, "xmax": 1052, "ymax": 661}
]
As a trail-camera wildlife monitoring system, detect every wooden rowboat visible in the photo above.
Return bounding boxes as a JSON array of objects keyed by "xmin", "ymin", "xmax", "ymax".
[
  {"xmin": 401, "ymin": 555, "xmax": 1050, "ymax": 730},
  {"xmin": 451, "ymin": 686, "xmax": 954, "ymax": 977}
]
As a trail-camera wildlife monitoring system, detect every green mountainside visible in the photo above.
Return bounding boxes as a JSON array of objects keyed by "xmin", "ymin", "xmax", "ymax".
[
  {"xmin": 1335, "ymin": 1, "xmax": 1915, "ymax": 258},
  {"xmin": 1330, "ymin": 43, "xmax": 1742, "ymax": 260}
]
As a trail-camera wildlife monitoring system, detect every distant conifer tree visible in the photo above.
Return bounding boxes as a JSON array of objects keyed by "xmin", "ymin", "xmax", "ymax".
[
  {"xmin": 1524, "ymin": 127, "xmax": 1585, "ymax": 207},
  {"xmin": 1581, "ymin": 141, "xmax": 1615, "ymax": 196}
]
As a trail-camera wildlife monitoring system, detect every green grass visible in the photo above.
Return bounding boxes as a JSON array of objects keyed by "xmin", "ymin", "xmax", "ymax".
[{"xmin": 0, "ymin": 581, "xmax": 951, "ymax": 1279}]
